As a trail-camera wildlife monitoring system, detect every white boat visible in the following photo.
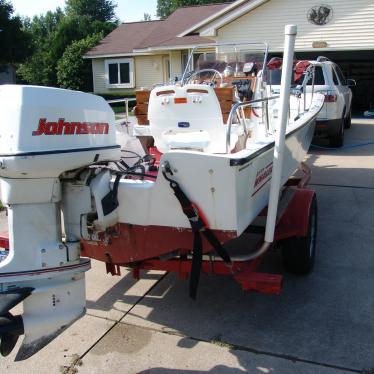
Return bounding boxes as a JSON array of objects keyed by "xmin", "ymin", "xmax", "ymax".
[
  {"xmin": 108, "ymin": 32, "xmax": 324, "ymax": 239},
  {"xmin": 0, "ymin": 25, "xmax": 324, "ymax": 360}
]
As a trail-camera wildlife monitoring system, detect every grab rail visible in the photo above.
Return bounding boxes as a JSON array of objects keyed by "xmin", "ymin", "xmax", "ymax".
[
  {"xmin": 226, "ymin": 96, "xmax": 279, "ymax": 153},
  {"xmin": 107, "ymin": 97, "xmax": 136, "ymax": 121}
]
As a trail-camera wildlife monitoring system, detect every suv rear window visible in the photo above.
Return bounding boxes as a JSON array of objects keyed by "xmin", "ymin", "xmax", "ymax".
[
  {"xmin": 268, "ymin": 69, "xmax": 294, "ymax": 85},
  {"xmin": 334, "ymin": 65, "xmax": 346, "ymax": 85},
  {"xmin": 302, "ymin": 66, "xmax": 325, "ymax": 85},
  {"xmin": 268, "ymin": 66, "xmax": 325, "ymax": 85}
]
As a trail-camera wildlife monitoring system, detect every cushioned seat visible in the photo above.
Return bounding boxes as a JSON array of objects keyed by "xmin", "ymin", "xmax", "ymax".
[{"xmin": 148, "ymin": 84, "xmax": 238, "ymax": 154}]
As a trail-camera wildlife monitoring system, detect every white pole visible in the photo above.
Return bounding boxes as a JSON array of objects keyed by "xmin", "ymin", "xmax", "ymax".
[{"xmin": 264, "ymin": 24, "xmax": 297, "ymax": 243}]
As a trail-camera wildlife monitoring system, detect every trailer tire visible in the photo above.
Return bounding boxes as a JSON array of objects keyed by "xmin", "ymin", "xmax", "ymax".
[{"xmin": 281, "ymin": 195, "xmax": 317, "ymax": 275}]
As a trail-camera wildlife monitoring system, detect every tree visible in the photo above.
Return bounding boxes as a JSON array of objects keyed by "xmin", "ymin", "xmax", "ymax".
[
  {"xmin": 66, "ymin": 0, "xmax": 117, "ymax": 22},
  {"xmin": 0, "ymin": 0, "xmax": 31, "ymax": 65},
  {"xmin": 17, "ymin": 4, "xmax": 117, "ymax": 87},
  {"xmin": 57, "ymin": 33, "xmax": 103, "ymax": 91},
  {"xmin": 157, "ymin": 0, "xmax": 233, "ymax": 19},
  {"xmin": 17, "ymin": 9, "xmax": 66, "ymax": 85},
  {"xmin": 50, "ymin": 14, "xmax": 115, "ymax": 62},
  {"xmin": 143, "ymin": 12, "xmax": 152, "ymax": 21}
]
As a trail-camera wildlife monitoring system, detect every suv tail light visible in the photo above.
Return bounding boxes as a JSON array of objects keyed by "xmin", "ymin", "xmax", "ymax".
[{"xmin": 318, "ymin": 90, "xmax": 337, "ymax": 103}]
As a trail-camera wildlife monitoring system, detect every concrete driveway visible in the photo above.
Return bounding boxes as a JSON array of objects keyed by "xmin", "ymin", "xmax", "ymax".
[{"xmin": 1, "ymin": 117, "xmax": 374, "ymax": 373}]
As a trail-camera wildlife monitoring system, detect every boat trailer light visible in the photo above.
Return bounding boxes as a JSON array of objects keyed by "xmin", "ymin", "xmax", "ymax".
[{"xmin": 174, "ymin": 97, "xmax": 187, "ymax": 104}]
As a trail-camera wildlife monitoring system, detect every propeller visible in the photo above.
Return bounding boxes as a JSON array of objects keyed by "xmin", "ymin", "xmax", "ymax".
[
  {"xmin": 0, "ymin": 312, "xmax": 24, "ymax": 356},
  {"xmin": 0, "ymin": 287, "xmax": 33, "ymax": 357}
]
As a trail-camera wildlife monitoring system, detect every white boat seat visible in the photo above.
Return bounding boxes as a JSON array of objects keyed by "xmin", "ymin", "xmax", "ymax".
[{"xmin": 148, "ymin": 84, "xmax": 238, "ymax": 154}]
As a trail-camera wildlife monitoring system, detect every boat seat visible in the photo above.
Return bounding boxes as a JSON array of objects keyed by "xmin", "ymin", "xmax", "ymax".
[{"xmin": 148, "ymin": 84, "xmax": 238, "ymax": 154}]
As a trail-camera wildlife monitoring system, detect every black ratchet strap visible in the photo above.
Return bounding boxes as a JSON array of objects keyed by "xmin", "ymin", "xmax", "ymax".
[{"xmin": 162, "ymin": 162, "xmax": 231, "ymax": 299}]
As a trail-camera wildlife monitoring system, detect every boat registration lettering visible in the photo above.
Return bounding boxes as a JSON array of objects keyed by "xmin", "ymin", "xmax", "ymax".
[{"xmin": 252, "ymin": 162, "xmax": 273, "ymax": 196}]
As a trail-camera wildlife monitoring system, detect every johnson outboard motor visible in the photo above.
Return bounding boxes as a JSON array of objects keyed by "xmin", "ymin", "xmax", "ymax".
[{"xmin": 0, "ymin": 85, "xmax": 120, "ymax": 359}]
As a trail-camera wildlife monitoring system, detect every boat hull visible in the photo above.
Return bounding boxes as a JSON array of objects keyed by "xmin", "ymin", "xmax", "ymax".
[
  {"xmin": 81, "ymin": 100, "xmax": 319, "ymax": 264},
  {"xmin": 115, "ymin": 110, "xmax": 317, "ymax": 234}
]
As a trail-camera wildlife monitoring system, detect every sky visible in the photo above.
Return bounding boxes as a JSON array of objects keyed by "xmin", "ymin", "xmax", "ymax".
[{"xmin": 10, "ymin": 0, "xmax": 159, "ymax": 23}]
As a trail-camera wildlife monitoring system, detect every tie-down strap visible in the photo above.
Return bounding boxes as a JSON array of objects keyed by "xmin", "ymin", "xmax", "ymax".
[{"xmin": 162, "ymin": 161, "xmax": 231, "ymax": 299}]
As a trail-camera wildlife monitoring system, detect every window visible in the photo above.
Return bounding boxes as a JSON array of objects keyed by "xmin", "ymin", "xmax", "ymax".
[
  {"xmin": 181, "ymin": 51, "xmax": 189, "ymax": 71},
  {"xmin": 332, "ymin": 69, "xmax": 339, "ymax": 85},
  {"xmin": 307, "ymin": 66, "xmax": 325, "ymax": 85},
  {"xmin": 334, "ymin": 65, "xmax": 347, "ymax": 85},
  {"xmin": 268, "ymin": 66, "xmax": 325, "ymax": 86},
  {"xmin": 105, "ymin": 58, "xmax": 134, "ymax": 88}
]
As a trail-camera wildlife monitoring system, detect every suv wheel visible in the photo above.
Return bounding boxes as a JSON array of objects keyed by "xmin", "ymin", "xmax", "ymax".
[
  {"xmin": 344, "ymin": 108, "xmax": 352, "ymax": 129},
  {"xmin": 329, "ymin": 118, "xmax": 344, "ymax": 147}
]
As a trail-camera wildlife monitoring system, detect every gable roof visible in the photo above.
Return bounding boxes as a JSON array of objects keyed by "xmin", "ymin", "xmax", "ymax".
[
  {"xmin": 177, "ymin": 0, "xmax": 248, "ymax": 37},
  {"xmin": 85, "ymin": 3, "xmax": 232, "ymax": 58},
  {"xmin": 180, "ymin": 0, "xmax": 270, "ymax": 37}
]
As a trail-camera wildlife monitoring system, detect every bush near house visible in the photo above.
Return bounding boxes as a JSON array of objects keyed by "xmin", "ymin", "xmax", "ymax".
[{"xmin": 57, "ymin": 33, "xmax": 104, "ymax": 91}]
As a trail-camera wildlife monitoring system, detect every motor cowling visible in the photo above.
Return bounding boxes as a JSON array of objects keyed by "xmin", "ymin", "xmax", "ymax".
[{"xmin": 0, "ymin": 85, "xmax": 120, "ymax": 181}]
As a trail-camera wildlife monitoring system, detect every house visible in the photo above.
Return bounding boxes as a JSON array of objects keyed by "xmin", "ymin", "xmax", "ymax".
[
  {"xmin": 85, "ymin": 0, "xmax": 374, "ymax": 110},
  {"xmin": 84, "ymin": 3, "xmax": 230, "ymax": 94}
]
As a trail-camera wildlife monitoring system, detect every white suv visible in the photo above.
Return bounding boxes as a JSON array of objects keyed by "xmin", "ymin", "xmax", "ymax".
[{"xmin": 268, "ymin": 57, "xmax": 355, "ymax": 147}]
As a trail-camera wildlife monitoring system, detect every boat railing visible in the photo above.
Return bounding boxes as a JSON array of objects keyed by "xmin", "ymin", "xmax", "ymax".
[
  {"xmin": 107, "ymin": 97, "xmax": 137, "ymax": 132},
  {"xmin": 226, "ymin": 96, "xmax": 279, "ymax": 153},
  {"xmin": 292, "ymin": 64, "xmax": 317, "ymax": 113}
]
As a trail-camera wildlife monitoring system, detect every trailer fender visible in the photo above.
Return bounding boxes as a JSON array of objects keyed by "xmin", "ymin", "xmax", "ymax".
[{"xmin": 274, "ymin": 188, "xmax": 316, "ymax": 241}]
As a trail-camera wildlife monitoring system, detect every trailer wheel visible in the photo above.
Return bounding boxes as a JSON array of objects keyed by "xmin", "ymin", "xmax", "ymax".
[{"xmin": 281, "ymin": 195, "xmax": 317, "ymax": 275}]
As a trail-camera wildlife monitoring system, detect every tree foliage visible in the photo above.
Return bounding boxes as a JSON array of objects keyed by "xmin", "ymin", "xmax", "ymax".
[
  {"xmin": 157, "ymin": 0, "xmax": 233, "ymax": 19},
  {"xmin": 0, "ymin": 0, "xmax": 31, "ymax": 65},
  {"xmin": 143, "ymin": 12, "xmax": 152, "ymax": 21},
  {"xmin": 65, "ymin": 0, "xmax": 117, "ymax": 22},
  {"xmin": 57, "ymin": 33, "xmax": 103, "ymax": 91},
  {"xmin": 17, "ymin": 0, "xmax": 117, "ymax": 88}
]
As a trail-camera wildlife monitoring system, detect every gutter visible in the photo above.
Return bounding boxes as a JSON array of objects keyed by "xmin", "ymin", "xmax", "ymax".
[{"xmin": 83, "ymin": 52, "xmax": 157, "ymax": 59}]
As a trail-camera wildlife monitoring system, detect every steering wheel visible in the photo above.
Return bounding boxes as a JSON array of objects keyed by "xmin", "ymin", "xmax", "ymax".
[{"xmin": 186, "ymin": 69, "xmax": 223, "ymax": 87}]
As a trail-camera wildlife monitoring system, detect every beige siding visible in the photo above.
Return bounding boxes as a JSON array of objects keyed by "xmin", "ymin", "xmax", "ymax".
[
  {"xmin": 170, "ymin": 51, "xmax": 182, "ymax": 79},
  {"xmin": 135, "ymin": 55, "xmax": 164, "ymax": 89},
  {"xmin": 215, "ymin": 0, "xmax": 374, "ymax": 51},
  {"xmin": 91, "ymin": 55, "xmax": 164, "ymax": 94},
  {"xmin": 92, "ymin": 59, "xmax": 107, "ymax": 93}
]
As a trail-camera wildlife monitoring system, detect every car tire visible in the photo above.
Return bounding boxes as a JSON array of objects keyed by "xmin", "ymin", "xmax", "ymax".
[
  {"xmin": 281, "ymin": 195, "xmax": 317, "ymax": 275},
  {"xmin": 344, "ymin": 108, "xmax": 352, "ymax": 129},
  {"xmin": 329, "ymin": 118, "xmax": 344, "ymax": 147}
]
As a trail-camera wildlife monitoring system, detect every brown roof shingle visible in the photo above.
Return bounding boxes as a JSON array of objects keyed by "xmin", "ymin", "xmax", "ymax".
[
  {"xmin": 85, "ymin": 3, "xmax": 232, "ymax": 57},
  {"xmin": 85, "ymin": 20, "xmax": 162, "ymax": 56}
]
